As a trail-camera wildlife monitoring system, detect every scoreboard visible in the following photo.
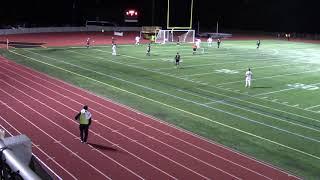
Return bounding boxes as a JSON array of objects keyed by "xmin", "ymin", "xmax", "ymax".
[{"xmin": 124, "ymin": 9, "xmax": 138, "ymax": 23}]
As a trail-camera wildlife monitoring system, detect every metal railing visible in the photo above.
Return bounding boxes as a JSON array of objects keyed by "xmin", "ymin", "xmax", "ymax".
[{"xmin": 0, "ymin": 140, "xmax": 41, "ymax": 180}]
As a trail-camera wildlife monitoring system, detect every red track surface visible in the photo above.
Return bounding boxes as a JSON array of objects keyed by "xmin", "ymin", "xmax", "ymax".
[{"xmin": 0, "ymin": 57, "xmax": 302, "ymax": 179}]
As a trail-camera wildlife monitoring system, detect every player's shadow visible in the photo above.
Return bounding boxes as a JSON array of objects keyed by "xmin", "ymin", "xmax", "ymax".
[
  {"xmin": 252, "ymin": 86, "xmax": 272, "ymax": 89},
  {"xmin": 88, "ymin": 142, "xmax": 117, "ymax": 151}
]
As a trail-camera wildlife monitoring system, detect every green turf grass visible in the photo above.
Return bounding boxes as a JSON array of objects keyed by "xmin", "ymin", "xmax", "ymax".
[{"xmin": 1, "ymin": 40, "xmax": 320, "ymax": 179}]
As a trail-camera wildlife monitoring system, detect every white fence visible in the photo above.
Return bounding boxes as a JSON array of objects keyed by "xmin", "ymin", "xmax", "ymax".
[{"xmin": 0, "ymin": 26, "xmax": 141, "ymax": 35}]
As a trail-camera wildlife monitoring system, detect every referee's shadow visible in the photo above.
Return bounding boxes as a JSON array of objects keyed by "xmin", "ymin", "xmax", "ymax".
[{"xmin": 88, "ymin": 142, "xmax": 117, "ymax": 151}]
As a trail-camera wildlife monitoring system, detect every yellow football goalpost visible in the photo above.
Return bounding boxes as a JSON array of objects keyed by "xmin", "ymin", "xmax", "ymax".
[{"xmin": 166, "ymin": 0, "xmax": 194, "ymax": 30}]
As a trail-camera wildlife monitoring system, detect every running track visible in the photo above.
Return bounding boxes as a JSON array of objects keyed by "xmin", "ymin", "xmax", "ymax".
[{"xmin": 0, "ymin": 56, "xmax": 300, "ymax": 179}]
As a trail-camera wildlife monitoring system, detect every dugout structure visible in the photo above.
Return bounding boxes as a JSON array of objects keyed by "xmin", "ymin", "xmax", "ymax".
[
  {"xmin": 140, "ymin": 26, "xmax": 162, "ymax": 41},
  {"xmin": 155, "ymin": 29, "xmax": 195, "ymax": 44}
]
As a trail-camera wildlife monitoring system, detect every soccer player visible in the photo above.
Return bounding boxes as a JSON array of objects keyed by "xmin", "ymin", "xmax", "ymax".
[
  {"xmin": 192, "ymin": 43, "xmax": 197, "ymax": 55},
  {"xmin": 135, "ymin": 36, "xmax": 140, "ymax": 45},
  {"xmin": 285, "ymin": 33, "xmax": 290, "ymax": 41},
  {"xmin": 207, "ymin": 37, "xmax": 213, "ymax": 47},
  {"xmin": 111, "ymin": 37, "xmax": 115, "ymax": 45},
  {"xmin": 217, "ymin": 38, "xmax": 221, "ymax": 48},
  {"xmin": 86, "ymin": 38, "xmax": 90, "ymax": 48},
  {"xmin": 146, "ymin": 43, "xmax": 151, "ymax": 56},
  {"xmin": 245, "ymin": 68, "xmax": 253, "ymax": 88},
  {"xmin": 256, "ymin": 40, "xmax": 261, "ymax": 49},
  {"xmin": 175, "ymin": 52, "xmax": 181, "ymax": 67},
  {"xmin": 112, "ymin": 44, "xmax": 117, "ymax": 56}
]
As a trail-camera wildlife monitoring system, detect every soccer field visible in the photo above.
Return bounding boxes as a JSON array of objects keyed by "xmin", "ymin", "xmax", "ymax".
[{"xmin": 1, "ymin": 40, "xmax": 320, "ymax": 179}]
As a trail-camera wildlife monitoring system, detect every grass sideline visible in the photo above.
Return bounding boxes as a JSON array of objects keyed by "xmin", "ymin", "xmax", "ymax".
[{"xmin": 1, "ymin": 40, "xmax": 320, "ymax": 179}]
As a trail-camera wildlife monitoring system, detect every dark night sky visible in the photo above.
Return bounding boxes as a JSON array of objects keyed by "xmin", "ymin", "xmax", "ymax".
[{"xmin": 0, "ymin": 0, "xmax": 319, "ymax": 33}]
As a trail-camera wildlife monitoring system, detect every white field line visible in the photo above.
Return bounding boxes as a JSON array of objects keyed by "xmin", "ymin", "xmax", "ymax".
[
  {"xmin": 0, "ymin": 64, "xmax": 277, "ymax": 179},
  {"xmin": 194, "ymin": 88, "xmax": 320, "ymax": 125},
  {"xmin": 153, "ymin": 58, "xmax": 296, "ymax": 71},
  {"xmin": 0, "ymin": 79, "xmax": 175, "ymax": 180},
  {"xmin": 0, "ymin": 119, "xmax": 65, "ymax": 180},
  {"xmin": 178, "ymin": 88, "xmax": 320, "ymax": 133},
  {"xmin": 215, "ymin": 68, "xmax": 320, "ymax": 86},
  {"xmin": 9, "ymin": 50, "xmax": 320, "ymax": 161},
  {"xmin": 0, "ymin": 98, "xmax": 113, "ymax": 180},
  {"xmin": 182, "ymin": 62, "xmax": 300, "ymax": 77},
  {"xmin": 0, "ymin": 72, "xmax": 238, "ymax": 179},
  {"xmin": 305, "ymin": 105, "xmax": 320, "ymax": 110},
  {"xmin": 0, "ymin": 57, "xmax": 303, "ymax": 179},
  {"xmin": 19, "ymin": 49, "xmax": 320, "ymax": 120},
  {"xmin": 253, "ymin": 81, "xmax": 320, "ymax": 97}
]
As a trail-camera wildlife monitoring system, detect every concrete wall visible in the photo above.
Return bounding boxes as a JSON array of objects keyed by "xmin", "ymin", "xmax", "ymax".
[{"xmin": 0, "ymin": 26, "xmax": 141, "ymax": 35}]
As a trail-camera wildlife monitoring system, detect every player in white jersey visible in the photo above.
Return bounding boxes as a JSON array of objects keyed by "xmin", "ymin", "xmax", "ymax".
[
  {"xmin": 195, "ymin": 39, "xmax": 201, "ymax": 49},
  {"xmin": 207, "ymin": 37, "xmax": 213, "ymax": 47},
  {"xmin": 245, "ymin": 68, "xmax": 253, "ymax": 88},
  {"xmin": 135, "ymin": 36, "xmax": 140, "ymax": 45},
  {"xmin": 112, "ymin": 44, "xmax": 117, "ymax": 56}
]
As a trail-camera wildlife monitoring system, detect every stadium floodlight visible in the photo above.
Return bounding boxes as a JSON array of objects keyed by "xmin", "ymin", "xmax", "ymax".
[
  {"xmin": 155, "ymin": 29, "xmax": 195, "ymax": 44},
  {"xmin": 125, "ymin": 9, "xmax": 138, "ymax": 22}
]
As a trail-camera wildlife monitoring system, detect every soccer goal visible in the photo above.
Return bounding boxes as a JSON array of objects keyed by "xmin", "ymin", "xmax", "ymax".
[{"xmin": 155, "ymin": 29, "xmax": 195, "ymax": 44}]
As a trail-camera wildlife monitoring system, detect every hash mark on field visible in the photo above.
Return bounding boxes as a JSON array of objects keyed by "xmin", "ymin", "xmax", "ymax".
[
  {"xmin": 260, "ymin": 97, "xmax": 268, "ymax": 99},
  {"xmin": 272, "ymin": 99, "xmax": 278, "ymax": 102},
  {"xmin": 293, "ymin": 104, "xmax": 300, "ymax": 107},
  {"xmin": 282, "ymin": 102, "xmax": 288, "ymax": 104}
]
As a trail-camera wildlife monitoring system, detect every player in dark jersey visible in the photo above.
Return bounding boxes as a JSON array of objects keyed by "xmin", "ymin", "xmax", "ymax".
[
  {"xmin": 256, "ymin": 40, "xmax": 261, "ymax": 49},
  {"xmin": 146, "ymin": 43, "xmax": 151, "ymax": 56},
  {"xmin": 175, "ymin": 52, "xmax": 181, "ymax": 68},
  {"xmin": 192, "ymin": 43, "xmax": 197, "ymax": 55},
  {"xmin": 217, "ymin": 38, "xmax": 221, "ymax": 48}
]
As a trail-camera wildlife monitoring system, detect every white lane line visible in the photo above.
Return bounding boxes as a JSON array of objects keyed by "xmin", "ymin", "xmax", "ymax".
[
  {"xmin": 0, "ymin": 120, "xmax": 65, "ymax": 180},
  {"xmin": 0, "ymin": 65, "xmax": 271, "ymax": 179},
  {"xmin": 0, "ymin": 99, "xmax": 112, "ymax": 180},
  {"xmin": 10, "ymin": 50, "xmax": 320, "ymax": 159}
]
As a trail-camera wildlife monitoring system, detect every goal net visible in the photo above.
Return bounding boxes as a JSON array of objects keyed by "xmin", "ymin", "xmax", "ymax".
[{"xmin": 155, "ymin": 29, "xmax": 195, "ymax": 44}]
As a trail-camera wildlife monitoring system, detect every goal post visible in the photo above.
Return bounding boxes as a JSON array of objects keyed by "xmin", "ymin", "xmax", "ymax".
[
  {"xmin": 167, "ymin": 0, "xmax": 194, "ymax": 30},
  {"xmin": 155, "ymin": 29, "xmax": 195, "ymax": 44}
]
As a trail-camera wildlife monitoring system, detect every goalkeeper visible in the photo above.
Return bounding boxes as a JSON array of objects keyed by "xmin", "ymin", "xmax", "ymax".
[{"xmin": 175, "ymin": 52, "xmax": 181, "ymax": 68}]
